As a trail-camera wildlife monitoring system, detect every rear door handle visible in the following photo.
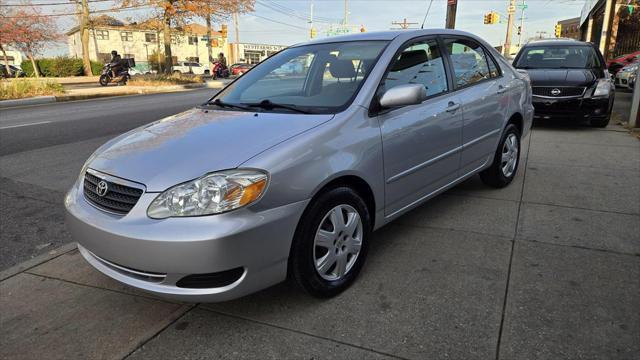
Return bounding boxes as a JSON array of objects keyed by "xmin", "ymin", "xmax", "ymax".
[
  {"xmin": 497, "ymin": 85, "xmax": 508, "ymax": 94},
  {"xmin": 446, "ymin": 102, "xmax": 460, "ymax": 113}
]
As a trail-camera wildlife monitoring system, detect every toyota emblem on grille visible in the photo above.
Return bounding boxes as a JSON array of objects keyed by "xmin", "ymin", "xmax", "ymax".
[
  {"xmin": 551, "ymin": 88, "xmax": 561, "ymax": 96},
  {"xmin": 96, "ymin": 180, "xmax": 109, "ymax": 197}
]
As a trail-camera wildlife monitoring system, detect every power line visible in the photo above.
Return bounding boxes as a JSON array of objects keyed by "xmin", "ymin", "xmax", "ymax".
[
  {"xmin": 2, "ymin": 4, "xmax": 153, "ymax": 18},
  {"xmin": 247, "ymin": 12, "xmax": 309, "ymax": 30},
  {"xmin": 1, "ymin": 0, "xmax": 112, "ymax": 6}
]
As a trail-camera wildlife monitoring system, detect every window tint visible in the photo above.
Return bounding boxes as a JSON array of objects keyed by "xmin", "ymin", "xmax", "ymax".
[
  {"xmin": 444, "ymin": 38, "xmax": 491, "ymax": 87},
  {"xmin": 382, "ymin": 39, "xmax": 448, "ymax": 98}
]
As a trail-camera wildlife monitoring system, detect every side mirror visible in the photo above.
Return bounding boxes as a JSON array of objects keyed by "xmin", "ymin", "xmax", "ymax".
[{"xmin": 379, "ymin": 84, "xmax": 427, "ymax": 108}]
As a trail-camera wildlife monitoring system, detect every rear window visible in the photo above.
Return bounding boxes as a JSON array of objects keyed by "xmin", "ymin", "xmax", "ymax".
[{"xmin": 515, "ymin": 45, "xmax": 601, "ymax": 69}]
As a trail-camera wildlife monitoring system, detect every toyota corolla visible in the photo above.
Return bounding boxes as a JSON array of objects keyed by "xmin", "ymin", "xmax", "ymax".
[{"xmin": 65, "ymin": 29, "xmax": 533, "ymax": 302}]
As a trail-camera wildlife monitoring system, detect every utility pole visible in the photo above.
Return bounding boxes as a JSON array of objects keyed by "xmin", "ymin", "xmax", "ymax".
[
  {"xmin": 392, "ymin": 18, "xmax": 419, "ymax": 30},
  {"xmin": 232, "ymin": 12, "xmax": 240, "ymax": 64},
  {"xmin": 517, "ymin": 0, "xmax": 526, "ymax": 47},
  {"xmin": 445, "ymin": 0, "xmax": 457, "ymax": 29},
  {"xmin": 309, "ymin": 0, "xmax": 316, "ymax": 39},
  {"xmin": 504, "ymin": 0, "xmax": 516, "ymax": 57},
  {"xmin": 343, "ymin": 0, "xmax": 348, "ymax": 26},
  {"xmin": 76, "ymin": 0, "xmax": 92, "ymax": 76}
]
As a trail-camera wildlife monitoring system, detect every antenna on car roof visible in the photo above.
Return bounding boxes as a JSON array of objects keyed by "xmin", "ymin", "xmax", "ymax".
[{"xmin": 420, "ymin": 0, "xmax": 435, "ymax": 29}]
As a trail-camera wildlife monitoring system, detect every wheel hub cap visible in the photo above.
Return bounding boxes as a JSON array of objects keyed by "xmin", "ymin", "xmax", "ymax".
[
  {"xmin": 313, "ymin": 204, "xmax": 363, "ymax": 281},
  {"xmin": 501, "ymin": 133, "xmax": 519, "ymax": 178}
]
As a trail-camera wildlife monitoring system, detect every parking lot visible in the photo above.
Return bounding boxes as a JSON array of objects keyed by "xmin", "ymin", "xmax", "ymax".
[{"xmin": 0, "ymin": 91, "xmax": 638, "ymax": 360}]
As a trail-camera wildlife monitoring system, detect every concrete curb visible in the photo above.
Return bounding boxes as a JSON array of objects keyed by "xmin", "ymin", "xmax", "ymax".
[
  {"xmin": 0, "ymin": 81, "xmax": 228, "ymax": 109},
  {"xmin": 0, "ymin": 242, "xmax": 77, "ymax": 282},
  {"xmin": 0, "ymin": 96, "xmax": 56, "ymax": 109}
]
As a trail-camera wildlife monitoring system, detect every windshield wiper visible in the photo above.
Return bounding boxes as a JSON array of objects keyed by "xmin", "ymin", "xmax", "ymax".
[
  {"xmin": 242, "ymin": 99, "xmax": 311, "ymax": 114},
  {"xmin": 205, "ymin": 98, "xmax": 253, "ymax": 111}
]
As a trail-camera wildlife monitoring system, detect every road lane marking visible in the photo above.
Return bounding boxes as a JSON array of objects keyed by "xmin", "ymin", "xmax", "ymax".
[{"xmin": 0, "ymin": 121, "xmax": 52, "ymax": 130}]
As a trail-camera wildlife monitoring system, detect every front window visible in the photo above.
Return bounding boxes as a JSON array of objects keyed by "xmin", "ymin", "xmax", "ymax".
[
  {"xmin": 212, "ymin": 41, "xmax": 388, "ymax": 114},
  {"xmin": 145, "ymin": 33, "xmax": 156, "ymax": 43},
  {"xmin": 515, "ymin": 45, "xmax": 602, "ymax": 69},
  {"xmin": 443, "ymin": 38, "xmax": 492, "ymax": 88},
  {"xmin": 381, "ymin": 39, "xmax": 448, "ymax": 98}
]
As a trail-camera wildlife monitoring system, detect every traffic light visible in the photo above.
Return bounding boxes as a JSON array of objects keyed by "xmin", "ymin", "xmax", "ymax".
[
  {"xmin": 221, "ymin": 24, "xmax": 228, "ymax": 38},
  {"xmin": 310, "ymin": 27, "xmax": 317, "ymax": 39},
  {"xmin": 517, "ymin": 26, "xmax": 522, "ymax": 35},
  {"xmin": 484, "ymin": 12, "xmax": 499, "ymax": 25},
  {"xmin": 555, "ymin": 24, "xmax": 562, "ymax": 38},
  {"xmin": 360, "ymin": 25, "xmax": 366, "ymax": 33}
]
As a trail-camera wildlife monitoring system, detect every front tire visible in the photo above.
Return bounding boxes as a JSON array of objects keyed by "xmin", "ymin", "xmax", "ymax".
[
  {"xmin": 98, "ymin": 74, "xmax": 110, "ymax": 86},
  {"xmin": 289, "ymin": 187, "xmax": 371, "ymax": 298},
  {"xmin": 480, "ymin": 124, "xmax": 521, "ymax": 188},
  {"xmin": 590, "ymin": 115, "xmax": 610, "ymax": 128}
]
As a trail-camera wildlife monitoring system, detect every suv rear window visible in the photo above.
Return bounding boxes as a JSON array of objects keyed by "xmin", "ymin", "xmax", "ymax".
[{"xmin": 515, "ymin": 45, "xmax": 601, "ymax": 69}]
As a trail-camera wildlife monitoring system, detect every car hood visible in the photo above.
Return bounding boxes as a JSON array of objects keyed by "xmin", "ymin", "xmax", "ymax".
[
  {"xmin": 89, "ymin": 108, "xmax": 333, "ymax": 191},
  {"xmin": 524, "ymin": 68, "xmax": 600, "ymax": 87}
]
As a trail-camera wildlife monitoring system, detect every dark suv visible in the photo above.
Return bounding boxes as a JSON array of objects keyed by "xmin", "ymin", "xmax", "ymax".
[{"xmin": 513, "ymin": 39, "xmax": 614, "ymax": 127}]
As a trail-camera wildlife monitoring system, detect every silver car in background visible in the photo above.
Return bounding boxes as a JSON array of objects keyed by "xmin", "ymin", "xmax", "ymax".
[{"xmin": 65, "ymin": 29, "xmax": 533, "ymax": 302}]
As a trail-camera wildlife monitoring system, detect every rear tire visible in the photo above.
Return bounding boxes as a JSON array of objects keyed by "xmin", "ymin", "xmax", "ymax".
[
  {"xmin": 589, "ymin": 115, "xmax": 610, "ymax": 128},
  {"xmin": 480, "ymin": 124, "xmax": 521, "ymax": 188},
  {"xmin": 289, "ymin": 187, "xmax": 371, "ymax": 298}
]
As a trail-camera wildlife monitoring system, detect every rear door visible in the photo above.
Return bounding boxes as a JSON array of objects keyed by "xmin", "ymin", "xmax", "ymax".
[
  {"xmin": 442, "ymin": 37, "xmax": 508, "ymax": 174},
  {"xmin": 375, "ymin": 37, "xmax": 463, "ymax": 216}
]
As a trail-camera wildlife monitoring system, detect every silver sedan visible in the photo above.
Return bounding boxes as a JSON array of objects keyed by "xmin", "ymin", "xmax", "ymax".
[{"xmin": 65, "ymin": 29, "xmax": 533, "ymax": 302}]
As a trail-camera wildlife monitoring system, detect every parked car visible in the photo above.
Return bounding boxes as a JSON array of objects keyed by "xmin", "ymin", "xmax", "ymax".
[
  {"xmin": 513, "ymin": 39, "xmax": 614, "ymax": 127},
  {"xmin": 0, "ymin": 64, "xmax": 26, "ymax": 78},
  {"xmin": 172, "ymin": 62, "xmax": 210, "ymax": 75},
  {"xmin": 606, "ymin": 51, "xmax": 640, "ymax": 75},
  {"xmin": 65, "ymin": 29, "xmax": 533, "ymax": 302},
  {"xmin": 230, "ymin": 63, "xmax": 253, "ymax": 76},
  {"xmin": 614, "ymin": 62, "xmax": 638, "ymax": 90}
]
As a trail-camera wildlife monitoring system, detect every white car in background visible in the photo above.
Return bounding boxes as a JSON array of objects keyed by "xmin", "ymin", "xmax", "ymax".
[
  {"xmin": 172, "ymin": 62, "xmax": 210, "ymax": 75},
  {"xmin": 614, "ymin": 62, "xmax": 638, "ymax": 90}
]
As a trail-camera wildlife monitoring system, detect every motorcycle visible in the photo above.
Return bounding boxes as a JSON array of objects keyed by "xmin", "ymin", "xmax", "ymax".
[
  {"xmin": 211, "ymin": 61, "xmax": 230, "ymax": 79},
  {"xmin": 99, "ymin": 63, "xmax": 131, "ymax": 86}
]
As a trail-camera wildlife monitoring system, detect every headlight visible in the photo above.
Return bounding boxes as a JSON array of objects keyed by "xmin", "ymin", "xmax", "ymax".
[
  {"xmin": 592, "ymin": 78, "xmax": 611, "ymax": 97},
  {"xmin": 147, "ymin": 169, "xmax": 268, "ymax": 218}
]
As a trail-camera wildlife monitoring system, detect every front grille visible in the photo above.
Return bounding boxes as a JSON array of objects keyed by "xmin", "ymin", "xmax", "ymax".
[
  {"xmin": 83, "ymin": 171, "xmax": 143, "ymax": 215},
  {"xmin": 532, "ymin": 86, "xmax": 585, "ymax": 98}
]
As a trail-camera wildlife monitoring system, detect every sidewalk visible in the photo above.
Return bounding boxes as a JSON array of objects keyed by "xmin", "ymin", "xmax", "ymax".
[{"xmin": 1, "ymin": 97, "xmax": 638, "ymax": 360}]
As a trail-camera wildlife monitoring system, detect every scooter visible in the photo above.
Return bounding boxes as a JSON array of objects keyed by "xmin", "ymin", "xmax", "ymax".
[
  {"xmin": 99, "ymin": 63, "xmax": 131, "ymax": 86},
  {"xmin": 212, "ymin": 61, "xmax": 230, "ymax": 79}
]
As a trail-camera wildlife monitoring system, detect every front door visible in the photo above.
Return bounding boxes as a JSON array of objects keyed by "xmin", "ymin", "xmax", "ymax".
[{"xmin": 375, "ymin": 37, "xmax": 463, "ymax": 216}]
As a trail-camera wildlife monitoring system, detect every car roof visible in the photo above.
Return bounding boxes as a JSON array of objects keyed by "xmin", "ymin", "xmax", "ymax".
[
  {"xmin": 524, "ymin": 38, "xmax": 591, "ymax": 47},
  {"xmin": 291, "ymin": 28, "xmax": 487, "ymax": 47}
]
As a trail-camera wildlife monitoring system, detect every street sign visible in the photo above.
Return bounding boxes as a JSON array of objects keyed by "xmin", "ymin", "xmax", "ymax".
[{"xmin": 508, "ymin": 5, "xmax": 516, "ymax": 13}]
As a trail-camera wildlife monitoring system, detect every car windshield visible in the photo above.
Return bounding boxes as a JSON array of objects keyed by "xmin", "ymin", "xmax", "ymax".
[
  {"xmin": 515, "ymin": 45, "xmax": 601, "ymax": 69},
  {"xmin": 211, "ymin": 41, "xmax": 389, "ymax": 114}
]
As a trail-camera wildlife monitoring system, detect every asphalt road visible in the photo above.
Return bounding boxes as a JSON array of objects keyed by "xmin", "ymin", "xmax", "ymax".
[
  {"xmin": 0, "ymin": 88, "xmax": 215, "ymax": 156},
  {"xmin": 0, "ymin": 88, "xmax": 217, "ymax": 269}
]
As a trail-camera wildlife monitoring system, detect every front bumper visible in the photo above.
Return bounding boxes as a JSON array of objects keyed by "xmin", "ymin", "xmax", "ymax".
[
  {"xmin": 532, "ymin": 95, "xmax": 612, "ymax": 120},
  {"xmin": 65, "ymin": 175, "xmax": 308, "ymax": 302},
  {"xmin": 614, "ymin": 73, "xmax": 635, "ymax": 89}
]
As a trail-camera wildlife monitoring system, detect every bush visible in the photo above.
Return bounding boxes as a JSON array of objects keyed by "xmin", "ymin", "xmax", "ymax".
[
  {"xmin": 20, "ymin": 57, "xmax": 104, "ymax": 77},
  {"xmin": 0, "ymin": 79, "xmax": 64, "ymax": 100},
  {"xmin": 128, "ymin": 73, "xmax": 204, "ymax": 86}
]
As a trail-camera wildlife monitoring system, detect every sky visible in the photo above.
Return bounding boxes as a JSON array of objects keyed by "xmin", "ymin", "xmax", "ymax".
[{"xmin": 15, "ymin": 0, "xmax": 588, "ymax": 57}]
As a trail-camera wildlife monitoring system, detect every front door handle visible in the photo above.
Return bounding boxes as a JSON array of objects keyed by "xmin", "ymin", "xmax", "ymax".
[
  {"xmin": 446, "ymin": 102, "xmax": 460, "ymax": 113},
  {"xmin": 497, "ymin": 85, "xmax": 508, "ymax": 94}
]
